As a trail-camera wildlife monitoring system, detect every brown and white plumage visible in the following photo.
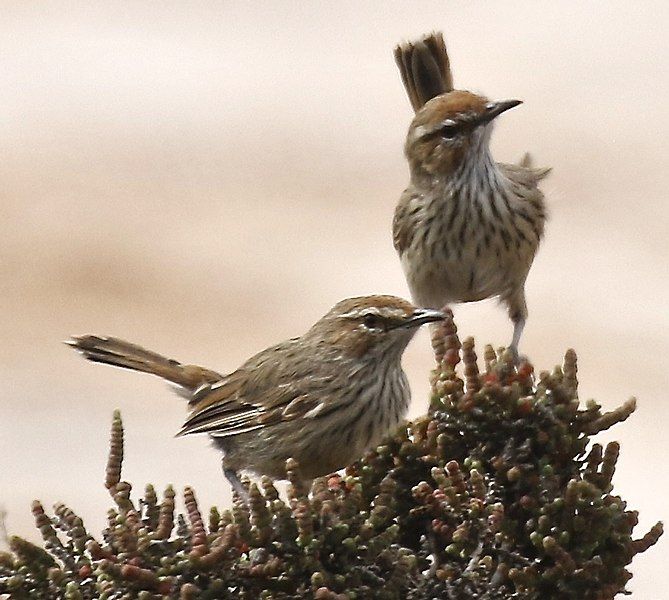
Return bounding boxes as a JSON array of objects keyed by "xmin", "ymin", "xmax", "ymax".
[
  {"xmin": 394, "ymin": 31, "xmax": 453, "ymax": 112},
  {"xmin": 393, "ymin": 33, "xmax": 550, "ymax": 355},
  {"xmin": 68, "ymin": 295, "xmax": 444, "ymax": 494}
]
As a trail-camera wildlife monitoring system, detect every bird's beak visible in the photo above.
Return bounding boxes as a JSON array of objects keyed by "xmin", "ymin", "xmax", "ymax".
[
  {"xmin": 397, "ymin": 308, "xmax": 445, "ymax": 329},
  {"xmin": 478, "ymin": 99, "xmax": 522, "ymax": 125}
]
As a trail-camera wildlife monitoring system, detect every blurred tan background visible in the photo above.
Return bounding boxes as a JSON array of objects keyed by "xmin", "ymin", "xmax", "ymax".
[{"xmin": 1, "ymin": 2, "xmax": 667, "ymax": 595}]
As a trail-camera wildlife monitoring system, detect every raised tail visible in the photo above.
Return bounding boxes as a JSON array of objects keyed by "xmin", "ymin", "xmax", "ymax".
[
  {"xmin": 67, "ymin": 335, "xmax": 224, "ymax": 393},
  {"xmin": 394, "ymin": 31, "xmax": 454, "ymax": 113}
]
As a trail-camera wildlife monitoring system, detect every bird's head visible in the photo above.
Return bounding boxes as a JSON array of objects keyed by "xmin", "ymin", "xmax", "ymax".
[
  {"xmin": 308, "ymin": 295, "xmax": 444, "ymax": 360},
  {"xmin": 405, "ymin": 90, "xmax": 521, "ymax": 178}
]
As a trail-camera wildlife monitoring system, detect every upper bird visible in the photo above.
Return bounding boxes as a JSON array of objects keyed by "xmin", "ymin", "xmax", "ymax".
[
  {"xmin": 393, "ymin": 32, "xmax": 549, "ymax": 356},
  {"xmin": 68, "ymin": 295, "xmax": 443, "ymax": 497}
]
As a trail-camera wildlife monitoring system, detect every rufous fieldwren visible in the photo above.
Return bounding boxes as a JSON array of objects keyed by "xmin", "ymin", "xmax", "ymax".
[
  {"xmin": 68, "ymin": 295, "xmax": 444, "ymax": 497},
  {"xmin": 393, "ymin": 32, "xmax": 550, "ymax": 356}
]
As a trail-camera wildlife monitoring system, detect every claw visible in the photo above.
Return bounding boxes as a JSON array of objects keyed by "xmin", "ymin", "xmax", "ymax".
[{"xmin": 224, "ymin": 467, "xmax": 249, "ymax": 506}]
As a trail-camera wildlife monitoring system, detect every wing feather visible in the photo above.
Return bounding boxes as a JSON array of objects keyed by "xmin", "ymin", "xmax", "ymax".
[
  {"xmin": 393, "ymin": 189, "xmax": 421, "ymax": 255},
  {"xmin": 178, "ymin": 339, "xmax": 345, "ymax": 439},
  {"xmin": 179, "ymin": 371, "xmax": 310, "ymax": 438}
]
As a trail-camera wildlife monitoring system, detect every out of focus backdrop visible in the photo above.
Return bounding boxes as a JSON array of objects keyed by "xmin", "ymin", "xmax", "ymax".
[{"xmin": 1, "ymin": 2, "xmax": 667, "ymax": 594}]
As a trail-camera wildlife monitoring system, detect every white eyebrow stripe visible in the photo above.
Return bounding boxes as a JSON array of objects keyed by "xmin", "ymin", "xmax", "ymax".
[
  {"xmin": 338, "ymin": 309, "xmax": 380, "ymax": 319},
  {"xmin": 414, "ymin": 125, "xmax": 430, "ymax": 138},
  {"xmin": 337, "ymin": 308, "xmax": 408, "ymax": 320}
]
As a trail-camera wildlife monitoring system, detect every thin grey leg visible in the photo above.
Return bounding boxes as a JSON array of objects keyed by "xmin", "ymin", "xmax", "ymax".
[
  {"xmin": 505, "ymin": 286, "xmax": 528, "ymax": 361},
  {"xmin": 510, "ymin": 316, "xmax": 525, "ymax": 360},
  {"xmin": 224, "ymin": 466, "xmax": 249, "ymax": 505}
]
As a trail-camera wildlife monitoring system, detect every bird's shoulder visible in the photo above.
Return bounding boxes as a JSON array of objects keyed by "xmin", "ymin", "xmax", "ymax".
[
  {"xmin": 393, "ymin": 187, "xmax": 425, "ymax": 255},
  {"xmin": 499, "ymin": 153, "xmax": 551, "ymax": 190},
  {"xmin": 187, "ymin": 338, "xmax": 302, "ymax": 411},
  {"xmin": 180, "ymin": 338, "xmax": 335, "ymax": 437}
]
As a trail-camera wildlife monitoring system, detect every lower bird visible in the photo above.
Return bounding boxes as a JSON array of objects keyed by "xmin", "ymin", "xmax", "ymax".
[{"xmin": 68, "ymin": 295, "xmax": 443, "ymax": 497}]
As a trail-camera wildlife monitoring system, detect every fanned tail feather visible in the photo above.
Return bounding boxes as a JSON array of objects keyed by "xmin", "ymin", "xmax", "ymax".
[{"xmin": 394, "ymin": 31, "xmax": 454, "ymax": 112}]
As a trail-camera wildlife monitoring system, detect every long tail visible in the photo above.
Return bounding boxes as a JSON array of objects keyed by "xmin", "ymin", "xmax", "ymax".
[
  {"xmin": 67, "ymin": 335, "xmax": 223, "ymax": 393},
  {"xmin": 394, "ymin": 31, "xmax": 454, "ymax": 113}
]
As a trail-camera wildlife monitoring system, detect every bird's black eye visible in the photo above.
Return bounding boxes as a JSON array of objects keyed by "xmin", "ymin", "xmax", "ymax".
[
  {"xmin": 362, "ymin": 314, "xmax": 380, "ymax": 329},
  {"xmin": 440, "ymin": 122, "xmax": 458, "ymax": 139}
]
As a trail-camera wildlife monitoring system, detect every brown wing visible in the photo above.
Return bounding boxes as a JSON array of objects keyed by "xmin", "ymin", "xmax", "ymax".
[
  {"xmin": 393, "ymin": 188, "xmax": 421, "ymax": 256},
  {"xmin": 499, "ymin": 158, "xmax": 550, "ymax": 241},
  {"xmin": 177, "ymin": 339, "xmax": 322, "ymax": 439},
  {"xmin": 500, "ymin": 155, "xmax": 551, "ymax": 188}
]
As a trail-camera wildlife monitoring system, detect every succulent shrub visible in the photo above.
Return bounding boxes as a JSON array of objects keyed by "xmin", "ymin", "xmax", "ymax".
[{"xmin": 0, "ymin": 313, "xmax": 662, "ymax": 599}]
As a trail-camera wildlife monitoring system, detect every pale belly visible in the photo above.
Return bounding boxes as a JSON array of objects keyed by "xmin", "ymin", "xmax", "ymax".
[
  {"xmin": 401, "ymin": 240, "xmax": 534, "ymax": 309},
  {"xmin": 218, "ymin": 370, "xmax": 410, "ymax": 480},
  {"xmin": 395, "ymin": 165, "xmax": 545, "ymax": 310}
]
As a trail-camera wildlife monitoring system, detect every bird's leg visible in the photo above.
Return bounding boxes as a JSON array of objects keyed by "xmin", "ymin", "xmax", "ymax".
[
  {"xmin": 509, "ymin": 316, "xmax": 525, "ymax": 362},
  {"xmin": 223, "ymin": 465, "xmax": 249, "ymax": 506},
  {"xmin": 505, "ymin": 288, "xmax": 528, "ymax": 363}
]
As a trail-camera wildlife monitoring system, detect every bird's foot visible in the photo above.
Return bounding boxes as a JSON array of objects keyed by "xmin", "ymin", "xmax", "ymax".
[
  {"xmin": 508, "ymin": 344, "xmax": 529, "ymax": 366},
  {"xmin": 224, "ymin": 468, "xmax": 249, "ymax": 506}
]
